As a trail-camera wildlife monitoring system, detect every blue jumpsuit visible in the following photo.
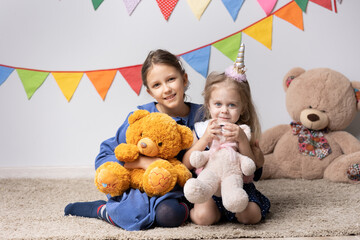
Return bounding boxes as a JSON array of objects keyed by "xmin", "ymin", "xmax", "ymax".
[{"xmin": 95, "ymin": 102, "xmax": 202, "ymax": 230}]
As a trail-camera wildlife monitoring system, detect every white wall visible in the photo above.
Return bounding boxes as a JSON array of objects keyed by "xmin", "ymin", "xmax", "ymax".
[{"xmin": 0, "ymin": 0, "xmax": 359, "ymax": 168}]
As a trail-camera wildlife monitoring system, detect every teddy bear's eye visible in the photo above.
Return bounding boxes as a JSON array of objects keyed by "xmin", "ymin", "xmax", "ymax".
[
  {"xmin": 158, "ymin": 142, "xmax": 163, "ymax": 147},
  {"xmin": 308, "ymin": 106, "xmax": 312, "ymax": 109},
  {"xmin": 140, "ymin": 132, "xmax": 143, "ymax": 137},
  {"xmin": 321, "ymin": 110, "xmax": 326, "ymax": 113}
]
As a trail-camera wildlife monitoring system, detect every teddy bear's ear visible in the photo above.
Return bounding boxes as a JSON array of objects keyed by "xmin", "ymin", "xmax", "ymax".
[
  {"xmin": 128, "ymin": 110, "xmax": 150, "ymax": 124},
  {"xmin": 283, "ymin": 67, "xmax": 306, "ymax": 91},
  {"xmin": 351, "ymin": 81, "xmax": 360, "ymax": 111},
  {"xmin": 177, "ymin": 125, "xmax": 193, "ymax": 149}
]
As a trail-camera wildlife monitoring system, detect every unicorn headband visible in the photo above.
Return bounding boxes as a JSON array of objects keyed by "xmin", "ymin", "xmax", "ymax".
[{"xmin": 225, "ymin": 43, "xmax": 247, "ymax": 82}]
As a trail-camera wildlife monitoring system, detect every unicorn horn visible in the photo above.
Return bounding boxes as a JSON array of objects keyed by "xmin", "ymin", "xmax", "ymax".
[{"xmin": 234, "ymin": 43, "xmax": 245, "ymax": 73}]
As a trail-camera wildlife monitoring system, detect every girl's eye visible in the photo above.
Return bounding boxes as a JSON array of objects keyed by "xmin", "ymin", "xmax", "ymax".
[
  {"xmin": 215, "ymin": 103, "xmax": 222, "ymax": 107},
  {"xmin": 152, "ymin": 83, "xmax": 160, "ymax": 88},
  {"xmin": 168, "ymin": 77, "xmax": 175, "ymax": 82},
  {"xmin": 229, "ymin": 104, "xmax": 236, "ymax": 108}
]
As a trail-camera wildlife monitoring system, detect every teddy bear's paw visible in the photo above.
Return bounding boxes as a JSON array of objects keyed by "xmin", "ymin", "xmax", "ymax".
[
  {"xmin": 240, "ymin": 156, "xmax": 256, "ymax": 176},
  {"xmin": 183, "ymin": 178, "xmax": 213, "ymax": 204},
  {"xmin": 222, "ymin": 187, "xmax": 249, "ymax": 213},
  {"xmin": 114, "ymin": 143, "xmax": 139, "ymax": 162},
  {"xmin": 143, "ymin": 160, "xmax": 177, "ymax": 197},
  {"xmin": 94, "ymin": 162, "xmax": 131, "ymax": 197},
  {"xmin": 347, "ymin": 164, "xmax": 360, "ymax": 182},
  {"xmin": 190, "ymin": 151, "xmax": 208, "ymax": 168}
]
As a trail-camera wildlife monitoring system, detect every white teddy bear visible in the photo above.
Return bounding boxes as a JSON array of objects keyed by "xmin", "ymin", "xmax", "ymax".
[{"xmin": 184, "ymin": 124, "xmax": 256, "ymax": 213}]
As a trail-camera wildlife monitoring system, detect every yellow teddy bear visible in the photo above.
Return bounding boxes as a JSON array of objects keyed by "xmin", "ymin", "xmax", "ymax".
[{"xmin": 95, "ymin": 110, "xmax": 193, "ymax": 197}]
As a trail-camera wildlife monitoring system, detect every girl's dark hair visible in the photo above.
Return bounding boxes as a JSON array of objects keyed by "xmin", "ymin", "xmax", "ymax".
[{"xmin": 141, "ymin": 49, "xmax": 186, "ymax": 88}]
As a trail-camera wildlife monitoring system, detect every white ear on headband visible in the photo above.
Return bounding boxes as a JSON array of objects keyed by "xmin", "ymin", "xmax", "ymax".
[{"xmin": 225, "ymin": 43, "xmax": 247, "ymax": 83}]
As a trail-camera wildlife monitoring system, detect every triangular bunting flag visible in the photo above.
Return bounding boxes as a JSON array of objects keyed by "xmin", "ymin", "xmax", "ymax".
[
  {"xmin": 186, "ymin": 0, "xmax": 211, "ymax": 20},
  {"xmin": 123, "ymin": 0, "xmax": 141, "ymax": 15},
  {"xmin": 212, "ymin": 32, "xmax": 242, "ymax": 61},
  {"xmin": 257, "ymin": 0, "xmax": 278, "ymax": 15},
  {"xmin": 16, "ymin": 69, "xmax": 49, "ymax": 100},
  {"xmin": 86, "ymin": 70, "xmax": 117, "ymax": 100},
  {"xmin": 243, "ymin": 15, "xmax": 273, "ymax": 49},
  {"xmin": 118, "ymin": 65, "xmax": 142, "ymax": 95},
  {"xmin": 92, "ymin": 0, "xmax": 104, "ymax": 10},
  {"xmin": 310, "ymin": 0, "xmax": 332, "ymax": 11},
  {"xmin": 0, "ymin": 66, "xmax": 14, "ymax": 86},
  {"xmin": 52, "ymin": 72, "xmax": 83, "ymax": 102},
  {"xmin": 156, "ymin": 0, "xmax": 178, "ymax": 20},
  {"xmin": 275, "ymin": 1, "xmax": 304, "ymax": 30},
  {"xmin": 294, "ymin": 0, "xmax": 309, "ymax": 12},
  {"xmin": 221, "ymin": 0, "xmax": 244, "ymax": 21},
  {"xmin": 181, "ymin": 46, "xmax": 211, "ymax": 78}
]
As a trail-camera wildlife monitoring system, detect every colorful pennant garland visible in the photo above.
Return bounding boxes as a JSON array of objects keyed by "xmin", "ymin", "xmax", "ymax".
[
  {"xmin": 0, "ymin": 1, "xmax": 337, "ymax": 101},
  {"xmin": 91, "ymin": 0, "xmax": 335, "ymax": 21}
]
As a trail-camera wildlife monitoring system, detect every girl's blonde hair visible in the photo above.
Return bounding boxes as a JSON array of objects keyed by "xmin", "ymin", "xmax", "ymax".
[{"xmin": 201, "ymin": 71, "xmax": 261, "ymax": 144}]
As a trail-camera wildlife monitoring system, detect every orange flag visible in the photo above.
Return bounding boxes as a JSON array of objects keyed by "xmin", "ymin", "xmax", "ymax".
[
  {"xmin": 52, "ymin": 72, "xmax": 83, "ymax": 102},
  {"xmin": 275, "ymin": 1, "xmax": 304, "ymax": 30},
  {"xmin": 86, "ymin": 70, "xmax": 117, "ymax": 100},
  {"xmin": 119, "ymin": 65, "xmax": 143, "ymax": 95},
  {"xmin": 243, "ymin": 15, "xmax": 273, "ymax": 50}
]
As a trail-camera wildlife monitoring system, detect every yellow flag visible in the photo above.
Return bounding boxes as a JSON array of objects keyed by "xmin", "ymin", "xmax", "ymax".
[
  {"xmin": 187, "ymin": 0, "xmax": 211, "ymax": 20},
  {"xmin": 52, "ymin": 72, "xmax": 83, "ymax": 102},
  {"xmin": 243, "ymin": 15, "xmax": 273, "ymax": 50}
]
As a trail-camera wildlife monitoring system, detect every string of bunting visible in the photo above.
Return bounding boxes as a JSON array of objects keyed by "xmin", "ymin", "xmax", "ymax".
[
  {"xmin": 95, "ymin": 0, "xmax": 337, "ymax": 20},
  {"xmin": 0, "ymin": 0, "xmax": 338, "ymax": 102}
]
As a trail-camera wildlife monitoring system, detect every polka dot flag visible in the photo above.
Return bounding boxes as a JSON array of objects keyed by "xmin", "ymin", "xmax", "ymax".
[{"xmin": 156, "ymin": 0, "xmax": 179, "ymax": 20}]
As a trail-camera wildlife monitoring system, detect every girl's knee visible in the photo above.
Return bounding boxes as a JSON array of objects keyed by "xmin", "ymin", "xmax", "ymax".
[
  {"xmin": 235, "ymin": 202, "xmax": 262, "ymax": 224},
  {"xmin": 155, "ymin": 199, "xmax": 188, "ymax": 227},
  {"xmin": 190, "ymin": 204, "xmax": 220, "ymax": 225}
]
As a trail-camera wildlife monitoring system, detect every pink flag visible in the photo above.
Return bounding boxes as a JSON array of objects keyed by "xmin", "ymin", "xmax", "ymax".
[{"xmin": 257, "ymin": 0, "xmax": 278, "ymax": 15}]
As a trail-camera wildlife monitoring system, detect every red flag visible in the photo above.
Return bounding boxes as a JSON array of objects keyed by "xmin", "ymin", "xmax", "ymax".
[
  {"xmin": 119, "ymin": 65, "xmax": 143, "ymax": 95},
  {"xmin": 156, "ymin": 0, "xmax": 179, "ymax": 20},
  {"xmin": 310, "ymin": 0, "xmax": 332, "ymax": 11}
]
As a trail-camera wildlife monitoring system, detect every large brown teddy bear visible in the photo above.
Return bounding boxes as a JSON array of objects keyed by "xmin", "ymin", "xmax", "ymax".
[
  {"xmin": 259, "ymin": 68, "xmax": 360, "ymax": 183},
  {"xmin": 95, "ymin": 110, "xmax": 193, "ymax": 197}
]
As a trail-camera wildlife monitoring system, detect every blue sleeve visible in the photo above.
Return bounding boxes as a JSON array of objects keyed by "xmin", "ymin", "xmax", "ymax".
[
  {"xmin": 253, "ymin": 167, "xmax": 263, "ymax": 182},
  {"xmin": 95, "ymin": 112, "xmax": 132, "ymax": 170}
]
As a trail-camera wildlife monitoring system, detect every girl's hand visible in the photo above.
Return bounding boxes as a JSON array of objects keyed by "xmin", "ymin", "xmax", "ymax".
[
  {"xmin": 124, "ymin": 155, "xmax": 159, "ymax": 169},
  {"xmin": 221, "ymin": 122, "xmax": 248, "ymax": 144},
  {"xmin": 202, "ymin": 119, "xmax": 222, "ymax": 144}
]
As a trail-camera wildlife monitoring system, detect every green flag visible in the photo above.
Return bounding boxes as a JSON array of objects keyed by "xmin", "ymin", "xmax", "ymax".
[
  {"xmin": 212, "ymin": 32, "xmax": 242, "ymax": 61},
  {"xmin": 16, "ymin": 69, "xmax": 49, "ymax": 99}
]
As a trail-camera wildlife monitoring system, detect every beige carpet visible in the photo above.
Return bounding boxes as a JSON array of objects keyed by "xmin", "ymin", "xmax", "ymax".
[{"xmin": 1, "ymin": 178, "xmax": 359, "ymax": 240}]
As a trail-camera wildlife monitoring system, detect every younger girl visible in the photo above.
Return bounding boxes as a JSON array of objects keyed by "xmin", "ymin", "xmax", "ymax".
[
  {"xmin": 65, "ymin": 49, "xmax": 202, "ymax": 230},
  {"xmin": 183, "ymin": 46, "xmax": 270, "ymax": 225}
]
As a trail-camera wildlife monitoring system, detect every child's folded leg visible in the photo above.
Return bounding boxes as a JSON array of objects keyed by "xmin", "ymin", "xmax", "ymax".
[{"xmin": 155, "ymin": 199, "xmax": 189, "ymax": 227}]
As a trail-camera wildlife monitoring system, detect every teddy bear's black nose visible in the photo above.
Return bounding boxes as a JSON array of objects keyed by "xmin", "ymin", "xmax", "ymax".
[
  {"xmin": 140, "ymin": 142, "xmax": 147, "ymax": 148},
  {"xmin": 307, "ymin": 114, "xmax": 320, "ymax": 122}
]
